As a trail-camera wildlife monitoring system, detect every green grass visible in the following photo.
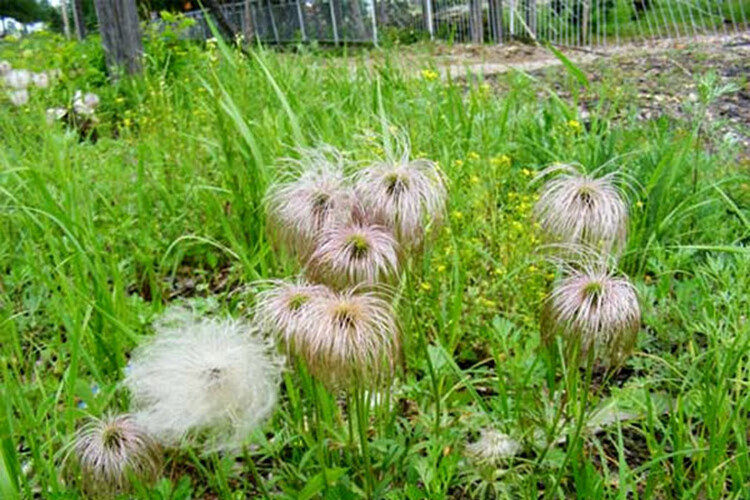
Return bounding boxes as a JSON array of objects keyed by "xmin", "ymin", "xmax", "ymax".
[{"xmin": 1, "ymin": 31, "xmax": 749, "ymax": 498}]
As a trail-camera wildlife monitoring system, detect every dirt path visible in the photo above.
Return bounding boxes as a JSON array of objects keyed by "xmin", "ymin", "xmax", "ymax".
[{"xmin": 431, "ymin": 33, "xmax": 750, "ymax": 78}]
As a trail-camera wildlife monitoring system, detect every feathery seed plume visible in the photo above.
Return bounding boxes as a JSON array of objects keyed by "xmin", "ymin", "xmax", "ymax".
[
  {"xmin": 541, "ymin": 263, "xmax": 640, "ymax": 365},
  {"xmin": 534, "ymin": 164, "xmax": 629, "ymax": 255},
  {"xmin": 125, "ymin": 315, "xmax": 284, "ymax": 451},
  {"xmin": 71, "ymin": 414, "xmax": 161, "ymax": 495},
  {"xmin": 291, "ymin": 287, "xmax": 400, "ymax": 388}
]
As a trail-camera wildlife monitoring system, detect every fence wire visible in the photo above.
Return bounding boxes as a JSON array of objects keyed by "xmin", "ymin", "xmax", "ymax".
[{"xmin": 185, "ymin": 0, "xmax": 750, "ymax": 45}]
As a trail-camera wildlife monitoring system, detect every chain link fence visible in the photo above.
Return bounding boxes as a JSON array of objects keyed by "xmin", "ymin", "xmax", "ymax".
[{"xmin": 184, "ymin": 0, "xmax": 750, "ymax": 45}]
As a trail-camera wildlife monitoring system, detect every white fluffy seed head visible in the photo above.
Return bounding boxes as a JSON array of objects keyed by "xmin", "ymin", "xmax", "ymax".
[
  {"xmin": 465, "ymin": 428, "xmax": 521, "ymax": 465},
  {"xmin": 71, "ymin": 414, "xmax": 161, "ymax": 495},
  {"xmin": 124, "ymin": 316, "xmax": 284, "ymax": 452},
  {"xmin": 534, "ymin": 164, "xmax": 629, "ymax": 255},
  {"xmin": 266, "ymin": 148, "xmax": 355, "ymax": 260},
  {"xmin": 306, "ymin": 219, "xmax": 400, "ymax": 288},
  {"xmin": 32, "ymin": 72, "xmax": 49, "ymax": 89},
  {"xmin": 46, "ymin": 107, "xmax": 67, "ymax": 125},
  {"xmin": 0, "ymin": 60, "xmax": 10, "ymax": 77},
  {"xmin": 290, "ymin": 288, "xmax": 401, "ymax": 389},
  {"xmin": 4, "ymin": 69, "xmax": 30, "ymax": 89},
  {"xmin": 354, "ymin": 158, "xmax": 447, "ymax": 248},
  {"xmin": 73, "ymin": 90, "xmax": 100, "ymax": 117},
  {"xmin": 8, "ymin": 89, "xmax": 28, "ymax": 107},
  {"xmin": 541, "ymin": 264, "xmax": 641, "ymax": 365}
]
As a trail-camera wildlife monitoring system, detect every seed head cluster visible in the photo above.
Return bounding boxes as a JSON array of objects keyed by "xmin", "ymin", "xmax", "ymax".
[
  {"xmin": 533, "ymin": 164, "xmax": 641, "ymax": 365},
  {"xmin": 260, "ymin": 141, "xmax": 445, "ymax": 387},
  {"xmin": 1, "ymin": 62, "xmax": 62, "ymax": 107}
]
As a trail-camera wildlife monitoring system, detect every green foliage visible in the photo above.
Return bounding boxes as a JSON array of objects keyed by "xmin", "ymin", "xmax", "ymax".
[{"xmin": 0, "ymin": 31, "xmax": 749, "ymax": 498}]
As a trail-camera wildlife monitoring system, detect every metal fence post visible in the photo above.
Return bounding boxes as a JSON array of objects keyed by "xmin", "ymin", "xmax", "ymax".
[
  {"xmin": 370, "ymin": 0, "xmax": 378, "ymax": 45},
  {"xmin": 423, "ymin": 0, "xmax": 434, "ymax": 40},
  {"xmin": 329, "ymin": 0, "xmax": 340, "ymax": 44},
  {"xmin": 295, "ymin": 0, "xmax": 308, "ymax": 41}
]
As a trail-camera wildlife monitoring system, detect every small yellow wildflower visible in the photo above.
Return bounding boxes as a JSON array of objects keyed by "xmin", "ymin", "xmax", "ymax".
[
  {"xmin": 636, "ymin": 200, "xmax": 644, "ymax": 208},
  {"xmin": 470, "ymin": 175, "xmax": 480, "ymax": 185},
  {"xmin": 451, "ymin": 210, "xmax": 464, "ymax": 221},
  {"xmin": 478, "ymin": 83, "xmax": 491, "ymax": 93},
  {"xmin": 528, "ymin": 265, "xmax": 537, "ymax": 273},
  {"xmin": 522, "ymin": 168, "xmax": 534, "ymax": 177},
  {"xmin": 437, "ymin": 264, "xmax": 447, "ymax": 273},
  {"xmin": 494, "ymin": 267, "xmax": 504, "ymax": 276},
  {"xmin": 421, "ymin": 282, "xmax": 433, "ymax": 292},
  {"xmin": 454, "ymin": 159, "xmax": 464, "ymax": 168},
  {"xmin": 479, "ymin": 297, "xmax": 497, "ymax": 308},
  {"xmin": 567, "ymin": 120, "xmax": 583, "ymax": 133},
  {"xmin": 123, "ymin": 118, "xmax": 132, "ymax": 127},
  {"xmin": 490, "ymin": 154, "xmax": 512, "ymax": 169},
  {"xmin": 421, "ymin": 69, "xmax": 439, "ymax": 81},
  {"xmin": 115, "ymin": 97, "xmax": 125, "ymax": 104},
  {"xmin": 467, "ymin": 151, "xmax": 480, "ymax": 161}
]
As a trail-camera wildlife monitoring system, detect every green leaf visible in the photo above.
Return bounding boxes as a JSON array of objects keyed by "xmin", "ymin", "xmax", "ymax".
[
  {"xmin": 298, "ymin": 468, "xmax": 348, "ymax": 500},
  {"xmin": 545, "ymin": 42, "xmax": 589, "ymax": 89}
]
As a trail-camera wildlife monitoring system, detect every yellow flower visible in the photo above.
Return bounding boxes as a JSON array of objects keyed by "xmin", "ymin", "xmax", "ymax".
[
  {"xmin": 636, "ymin": 200, "xmax": 644, "ymax": 208},
  {"xmin": 478, "ymin": 83, "xmax": 491, "ymax": 93},
  {"xmin": 522, "ymin": 168, "xmax": 534, "ymax": 177},
  {"xmin": 454, "ymin": 159, "xmax": 464, "ymax": 168},
  {"xmin": 490, "ymin": 154, "xmax": 511, "ymax": 169},
  {"xmin": 467, "ymin": 151, "xmax": 480, "ymax": 161},
  {"xmin": 479, "ymin": 297, "xmax": 497, "ymax": 308},
  {"xmin": 528, "ymin": 265, "xmax": 537, "ymax": 273},
  {"xmin": 421, "ymin": 69, "xmax": 439, "ymax": 81},
  {"xmin": 451, "ymin": 210, "xmax": 464, "ymax": 220},
  {"xmin": 420, "ymin": 282, "xmax": 432, "ymax": 292},
  {"xmin": 567, "ymin": 120, "xmax": 583, "ymax": 133},
  {"xmin": 494, "ymin": 267, "xmax": 504, "ymax": 276},
  {"xmin": 115, "ymin": 97, "xmax": 125, "ymax": 104},
  {"xmin": 437, "ymin": 264, "xmax": 447, "ymax": 272},
  {"xmin": 123, "ymin": 118, "xmax": 132, "ymax": 127},
  {"xmin": 470, "ymin": 175, "xmax": 480, "ymax": 185}
]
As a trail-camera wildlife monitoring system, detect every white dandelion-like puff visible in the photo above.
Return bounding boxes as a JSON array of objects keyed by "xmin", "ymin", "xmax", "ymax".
[
  {"xmin": 465, "ymin": 428, "xmax": 521, "ymax": 465},
  {"xmin": 124, "ymin": 315, "xmax": 284, "ymax": 451}
]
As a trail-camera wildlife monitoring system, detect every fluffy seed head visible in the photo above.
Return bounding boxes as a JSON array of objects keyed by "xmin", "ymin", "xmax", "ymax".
[
  {"xmin": 4, "ymin": 69, "xmax": 30, "ymax": 89},
  {"xmin": 290, "ymin": 288, "xmax": 400, "ymax": 388},
  {"xmin": 32, "ymin": 71, "xmax": 49, "ymax": 89},
  {"xmin": 46, "ymin": 107, "xmax": 67, "ymax": 124},
  {"xmin": 355, "ymin": 158, "xmax": 447, "ymax": 247},
  {"xmin": 73, "ymin": 90, "xmax": 100, "ymax": 117},
  {"xmin": 72, "ymin": 414, "xmax": 161, "ymax": 495},
  {"xmin": 465, "ymin": 428, "xmax": 521, "ymax": 465},
  {"xmin": 0, "ymin": 60, "xmax": 10, "ymax": 76},
  {"xmin": 254, "ymin": 279, "xmax": 334, "ymax": 347},
  {"xmin": 124, "ymin": 315, "xmax": 284, "ymax": 451},
  {"xmin": 266, "ymin": 148, "xmax": 354, "ymax": 259},
  {"xmin": 541, "ymin": 264, "xmax": 640, "ymax": 365},
  {"xmin": 8, "ymin": 89, "xmax": 28, "ymax": 107},
  {"xmin": 307, "ymin": 220, "xmax": 400, "ymax": 288},
  {"xmin": 534, "ymin": 165, "xmax": 629, "ymax": 255}
]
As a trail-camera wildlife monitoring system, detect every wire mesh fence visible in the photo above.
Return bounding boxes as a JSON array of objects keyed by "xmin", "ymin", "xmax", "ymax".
[{"xmin": 184, "ymin": 0, "xmax": 750, "ymax": 45}]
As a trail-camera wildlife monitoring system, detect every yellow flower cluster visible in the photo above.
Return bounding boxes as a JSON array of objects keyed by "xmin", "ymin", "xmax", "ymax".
[{"xmin": 421, "ymin": 69, "xmax": 439, "ymax": 81}]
